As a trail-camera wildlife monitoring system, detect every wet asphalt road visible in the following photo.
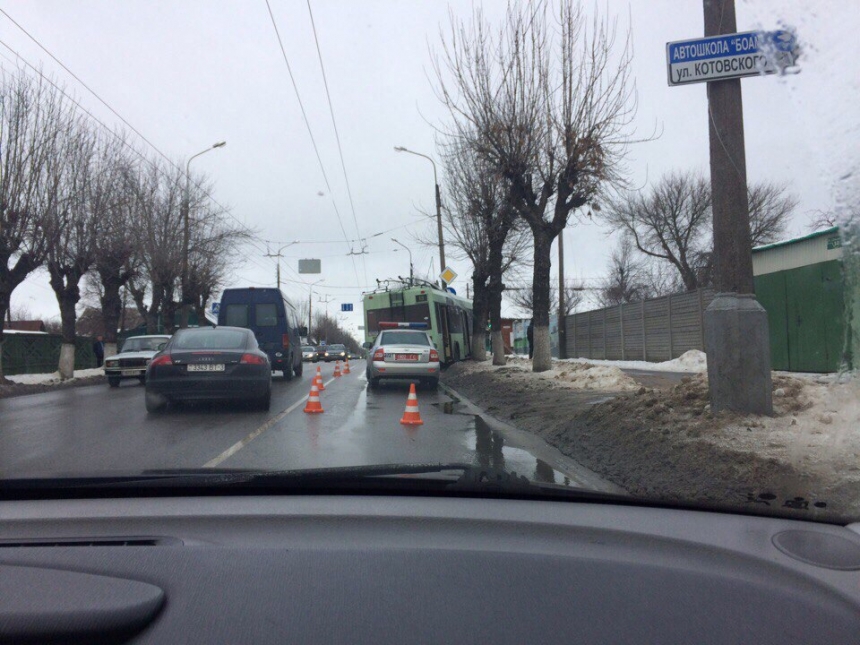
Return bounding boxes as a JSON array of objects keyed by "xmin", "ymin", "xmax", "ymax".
[{"xmin": 0, "ymin": 360, "xmax": 620, "ymax": 491}]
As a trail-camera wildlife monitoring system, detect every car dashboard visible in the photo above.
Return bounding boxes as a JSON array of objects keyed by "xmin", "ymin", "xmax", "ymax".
[{"xmin": 1, "ymin": 494, "xmax": 860, "ymax": 643}]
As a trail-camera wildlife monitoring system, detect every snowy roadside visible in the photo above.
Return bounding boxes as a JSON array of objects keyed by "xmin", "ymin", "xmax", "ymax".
[
  {"xmin": 444, "ymin": 356, "xmax": 860, "ymax": 522},
  {"xmin": 1, "ymin": 368, "xmax": 106, "ymax": 399}
]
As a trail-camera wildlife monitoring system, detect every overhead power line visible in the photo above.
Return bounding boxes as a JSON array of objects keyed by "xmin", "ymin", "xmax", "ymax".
[
  {"xmin": 262, "ymin": 0, "xmax": 360, "ymax": 285},
  {"xmin": 305, "ymin": 0, "xmax": 367, "ymax": 285},
  {"xmin": 0, "ymin": 34, "xmax": 272, "ymax": 265}
]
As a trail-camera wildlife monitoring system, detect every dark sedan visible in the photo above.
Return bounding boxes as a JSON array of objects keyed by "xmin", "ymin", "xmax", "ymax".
[
  {"xmin": 323, "ymin": 344, "xmax": 348, "ymax": 362},
  {"xmin": 144, "ymin": 327, "xmax": 272, "ymax": 413}
]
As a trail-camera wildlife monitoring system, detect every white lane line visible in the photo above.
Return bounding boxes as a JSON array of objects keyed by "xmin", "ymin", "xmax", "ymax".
[{"xmin": 203, "ymin": 377, "xmax": 336, "ymax": 468}]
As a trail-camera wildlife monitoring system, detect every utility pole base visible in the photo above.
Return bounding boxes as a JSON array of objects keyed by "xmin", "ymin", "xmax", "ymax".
[{"xmin": 704, "ymin": 293, "xmax": 773, "ymax": 415}]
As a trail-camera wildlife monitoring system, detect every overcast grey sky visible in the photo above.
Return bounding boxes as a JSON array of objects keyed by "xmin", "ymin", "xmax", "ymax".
[{"xmin": 3, "ymin": 0, "xmax": 858, "ymax": 332}]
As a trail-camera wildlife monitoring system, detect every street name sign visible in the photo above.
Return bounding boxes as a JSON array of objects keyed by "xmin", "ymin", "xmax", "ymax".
[
  {"xmin": 667, "ymin": 30, "xmax": 798, "ymax": 86},
  {"xmin": 341, "ymin": 303, "xmax": 353, "ymax": 312}
]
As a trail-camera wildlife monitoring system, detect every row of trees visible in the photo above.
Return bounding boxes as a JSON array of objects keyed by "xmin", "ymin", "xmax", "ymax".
[
  {"xmin": 430, "ymin": 3, "xmax": 799, "ymax": 368},
  {"xmin": 432, "ymin": 1, "xmax": 636, "ymax": 371},
  {"xmin": 1, "ymin": 70, "xmax": 246, "ymax": 381}
]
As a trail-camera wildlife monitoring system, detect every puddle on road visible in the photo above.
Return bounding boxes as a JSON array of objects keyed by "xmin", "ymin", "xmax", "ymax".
[{"xmin": 466, "ymin": 415, "xmax": 572, "ymax": 487}]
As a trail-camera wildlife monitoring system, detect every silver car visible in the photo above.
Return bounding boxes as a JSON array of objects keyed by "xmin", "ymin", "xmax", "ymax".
[
  {"xmin": 104, "ymin": 335, "xmax": 171, "ymax": 387},
  {"xmin": 365, "ymin": 327, "xmax": 440, "ymax": 390}
]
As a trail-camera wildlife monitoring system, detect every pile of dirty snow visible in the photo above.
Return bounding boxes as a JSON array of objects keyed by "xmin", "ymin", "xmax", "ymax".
[
  {"xmin": 8, "ymin": 368, "xmax": 105, "ymax": 385},
  {"xmin": 465, "ymin": 356, "xmax": 638, "ymax": 391}
]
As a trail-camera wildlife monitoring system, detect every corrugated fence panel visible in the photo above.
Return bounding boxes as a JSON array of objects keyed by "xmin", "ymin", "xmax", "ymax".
[{"xmin": 562, "ymin": 288, "xmax": 715, "ymax": 362}]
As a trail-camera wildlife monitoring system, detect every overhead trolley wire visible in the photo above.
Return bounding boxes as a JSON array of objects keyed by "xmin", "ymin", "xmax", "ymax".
[
  {"xmin": 305, "ymin": 0, "xmax": 367, "ymax": 285},
  {"xmin": 262, "ymin": 0, "xmax": 360, "ymax": 285}
]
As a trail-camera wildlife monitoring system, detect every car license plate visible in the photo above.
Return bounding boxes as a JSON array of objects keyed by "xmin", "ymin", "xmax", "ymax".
[
  {"xmin": 395, "ymin": 353, "xmax": 419, "ymax": 361},
  {"xmin": 121, "ymin": 370, "xmax": 139, "ymax": 376},
  {"xmin": 187, "ymin": 364, "xmax": 225, "ymax": 372}
]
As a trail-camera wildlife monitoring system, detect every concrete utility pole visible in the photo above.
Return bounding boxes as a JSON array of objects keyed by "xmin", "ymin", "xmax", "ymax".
[
  {"xmin": 558, "ymin": 230, "xmax": 566, "ymax": 359},
  {"xmin": 702, "ymin": 0, "xmax": 773, "ymax": 414},
  {"xmin": 264, "ymin": 241, "xmax": 299, "ymax": 291}
]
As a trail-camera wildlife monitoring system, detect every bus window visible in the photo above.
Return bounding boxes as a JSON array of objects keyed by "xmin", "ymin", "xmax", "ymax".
[
  {"xmin": 224, "ymin": 304, "xmax": 248, "ymax": 327},
  {"xmin": 367, "ymin": 304, "xmax": 431, "ymax": 331},
  {"xmin": 448, "ymin": 307, "xmax": 464, "ymax": 333}
]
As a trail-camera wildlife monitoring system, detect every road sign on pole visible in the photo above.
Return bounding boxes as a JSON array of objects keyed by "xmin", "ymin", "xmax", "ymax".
[
  {"xmin": 341, "ymin": 303, "xmax": 353, "ymax": 312},
  {"xmin": 667, "ymin": 30, "xmax": 798, "ymax": 86},
  {"xmin": 211, "ymin": 302, "xmax": 220, "ymax": 315},
  {"xmin": 440, "ymin": 266, "xmax": 457, "ymax": 285}
]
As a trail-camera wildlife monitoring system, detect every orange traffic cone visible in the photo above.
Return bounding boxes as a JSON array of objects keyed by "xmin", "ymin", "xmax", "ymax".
[
  {"xmin": 333, "ymin": 361, "xmax": 342, "ymax": 377},
  {"xmin": 303, "ymin": 381, "xmax": 324, "ymax": 414},
  {"xmin": 315, "ymin": 365, "xmax": 325, "ymax": 391},
  {"xmin": 400, "ymin": 383, "xmax": 424, "ymax": 426},
  {"xmin": 343, "ymin": 360, "xmax": 351, "ymax": 375}
]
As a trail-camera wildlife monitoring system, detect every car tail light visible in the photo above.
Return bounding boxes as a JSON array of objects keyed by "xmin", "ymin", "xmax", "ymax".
[
  {"xmin": 241, "ymin": 353, "xmax": 267, "ymax": 365},
  {"xmin": 429, "ymin": 349, "xmax": 439, "ymax": 362},
  {"xmin": 373, "ymin": 348, "xmax": 385, "ymax": 361},
  {"xmin": 282, "ymin": 334, "xmax": 290, "ymax": 348},
  {"xmin": 149, "ymin": 354, "xmax": 173, "ymax": 367}
]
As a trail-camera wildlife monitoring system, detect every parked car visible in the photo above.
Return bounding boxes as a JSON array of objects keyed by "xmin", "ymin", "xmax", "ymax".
[
  {"xmin": 323, "ymin": 344, "xmax": 348, "ymax": 362},
  {"xmin": 302, "ymin": 345, "xmax": 319, "ymax": 362},
  {"xmin": 217, "ymin": 287, "xmax": 307, "ymax": 380},
  {"xmin": 364, "ymin": 323, "xmax": 439, "ymax": 389},
  {"xmin": 103, "ymin": 335, "xmax": 171, "ymax": 387},
  {"xmin": 144, "ymin": 327, "xmax": 271, "ymax": 413}
]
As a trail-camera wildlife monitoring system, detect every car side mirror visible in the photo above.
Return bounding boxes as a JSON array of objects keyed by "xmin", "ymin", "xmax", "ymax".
[
  {"xmin": 299, "ymin": 326, "xmax": 308, "ymax": 336},
  {"xmin": 362, "ymin": 341, "xmax": 372, "ymax": 349}
]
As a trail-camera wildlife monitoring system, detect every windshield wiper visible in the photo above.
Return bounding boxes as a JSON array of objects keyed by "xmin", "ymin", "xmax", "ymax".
[{"xmin": 0, "ymin": 463, "xmax": 630, "ymax": 501}]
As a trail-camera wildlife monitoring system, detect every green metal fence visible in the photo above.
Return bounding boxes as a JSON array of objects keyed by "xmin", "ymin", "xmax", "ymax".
[{"xmin": 1, "ymin": 334, "xmax": 98, "ymax": 376}]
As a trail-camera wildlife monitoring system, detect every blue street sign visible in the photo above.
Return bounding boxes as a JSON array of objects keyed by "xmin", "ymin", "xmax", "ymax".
[
  {"xmin": 211, "ymin": 302, "xmax": 220, "ymax": 315},
  {"xmin": 341, "ymin": 303, "xmax": 353, "ymax": 312},
  {"xmin": 667, "ymin": 30, "xmax": 798, "ymax": 86}
]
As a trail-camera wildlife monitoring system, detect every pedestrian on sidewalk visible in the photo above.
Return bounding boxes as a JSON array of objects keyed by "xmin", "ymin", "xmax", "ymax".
[
  {"xmin": 527, "ymin": 320, "xmax": 534, "ymax": 359},
  {"xmin": 92, "ymin": 335, "xmax": 105, "ymax": 367}
]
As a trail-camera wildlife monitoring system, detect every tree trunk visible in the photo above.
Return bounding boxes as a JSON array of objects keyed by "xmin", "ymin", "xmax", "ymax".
[
  {"xmin": 0, "ymin": 289, "xmax": 9, "ymax": 383},
  {"xmin": 471, "ymin": 273, "xmax": 489, "ymax": 361},
  {"xmin": 48, "ymin": 266, "xmax": 83, "ymax": 380},
  {"xmin": 99, "ymin": 269, "xmax": 124, "ymax": 350},
  {"xmin": 531, "ymin": 227, "xmax": 554, "ymax": 372},
  {"xmin": 489, "ymin": 279, "xmax": 505, "ymax": 366}
]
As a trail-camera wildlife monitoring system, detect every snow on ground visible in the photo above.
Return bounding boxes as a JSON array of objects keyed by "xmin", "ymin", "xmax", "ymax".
[
  {"xmin": 8, "ymin": 368, "xmax": 104, "ymax": 385},
  {"xmin": 464, "ymin": 355, "xmax": 639, "ymax": 391},
  {"xmin": 556, "ymin": 349, "xmax": 708, "ymax": 373}
]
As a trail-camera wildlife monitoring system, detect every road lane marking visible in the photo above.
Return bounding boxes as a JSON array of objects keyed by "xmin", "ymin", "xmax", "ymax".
[{"xmin": 203, "ymin": 377, "xmax": 336, "ymax": 468}]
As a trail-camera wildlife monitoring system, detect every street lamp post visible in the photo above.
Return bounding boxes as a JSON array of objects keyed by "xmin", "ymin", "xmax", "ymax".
[
  {"xmin": 308, "ymin": 279, "xmax": 324, "ymax": 341},
  {"xmin": 391, "ymin": 238, "xmax": 413, "ymax": 285},
  {"xmin": 180, "ymin": 141, "xmax": 226, "ymax": 329},
  {"xmin": 394, "ymin": 146, "xmax": 446, "ymax": 290}
]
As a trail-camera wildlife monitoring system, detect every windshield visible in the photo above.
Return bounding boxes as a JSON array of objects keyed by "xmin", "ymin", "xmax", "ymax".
[
  {"xmin": 379, "ymin": 331, "xmax": 431, "ymax": 346},
  {"xmin": 121, "ymin": 337, "xmax": 168, "ymax": 353},
  {"xmin": 0, "ymin": 1, "xmax": 858, "ymax": 525}
]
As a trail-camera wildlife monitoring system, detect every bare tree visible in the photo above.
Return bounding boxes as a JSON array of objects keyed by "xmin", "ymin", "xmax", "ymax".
[
  {"xmin": 0, "ymin": 70, "xmax": 74, "ymax": 382},
  {"xmin": 508, "ymin": 281, "xmax": 584, "ymax": 317},
  {"xmin": 45, "ymin": 119, "xmax": 102, "ymax": 378},
  {"xmin": 434, "ymin": 134, "xmax": 528, "ymax": 363},
  {"xmin": 748, "ymin": 181, "xmax": 796, "ymax": 247},
  {"xmin": 435, "ymin": 2, "xmax": 636, "ymax": 370},
  {"xmin": 604, "ymin": 172, "xmax": 711, "ymax": 291},
  {"xmin": 606, "ymin": 172, "xmax": 798, "ymax": 292},
  {"xmin": 90, "ymin": 136, "xmax": 140, "ymax": 357},
  {"xmin": 807, "ymin": 209, "xmax": 839, "ymax": 231},
  {"xmin": 597, "ymin": 238, "xmax": 654, "ymax": 306}
]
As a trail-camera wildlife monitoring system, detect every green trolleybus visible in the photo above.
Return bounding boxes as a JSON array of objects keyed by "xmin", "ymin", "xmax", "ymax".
[{"xmin": 362, "ymin": 279, "xmax": 473, "ymax": 364}]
